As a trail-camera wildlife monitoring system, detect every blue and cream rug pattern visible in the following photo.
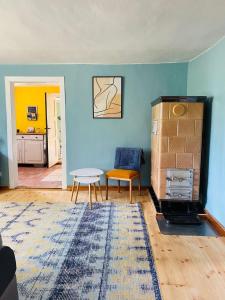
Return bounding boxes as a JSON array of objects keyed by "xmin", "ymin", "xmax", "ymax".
[{"xmin": 0, "ymin": 201, "xmax": 161, "ymax": 300}]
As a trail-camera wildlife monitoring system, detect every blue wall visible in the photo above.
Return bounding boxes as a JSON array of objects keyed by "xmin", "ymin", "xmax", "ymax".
[
  {"xmin": 188, "ymin": 38, "xmax": 225, "ymax": 226},
  {"xmin": 1, "ymin": 49, "xmax": 224, "ymax": 225},
  {"xmin": 0, "ymin": 63, "xmax": 188, "ymax": 186}
]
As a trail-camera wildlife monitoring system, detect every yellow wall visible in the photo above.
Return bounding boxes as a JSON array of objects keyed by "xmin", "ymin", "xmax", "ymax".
[{"xmin": 14, "ymin": 85, "xmax": 60, "ymax": 133}]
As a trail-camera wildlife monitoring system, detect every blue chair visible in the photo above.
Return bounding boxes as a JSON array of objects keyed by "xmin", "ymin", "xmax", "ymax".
[{"xmin": 105, "ymin": 147, "xmax": 144, "ymax": 203}]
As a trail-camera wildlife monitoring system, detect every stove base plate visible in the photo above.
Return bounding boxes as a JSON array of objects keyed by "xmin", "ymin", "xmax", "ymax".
[
  {"xmin": 157, "ymin": 214, "xmax": 218, "ymax": 236},
  {"xmin": 163, "ymin": 213, "xmax": 201, "ymax": 225}
]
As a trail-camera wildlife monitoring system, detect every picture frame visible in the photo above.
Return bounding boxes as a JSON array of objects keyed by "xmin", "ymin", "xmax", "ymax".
[
  {"xmin": 27, "ymin": 106, "xmax": 38, "ymax": 121},
  {"xmin": 92, "ymin": 76, "xmax": 123, "ymax": 119}
]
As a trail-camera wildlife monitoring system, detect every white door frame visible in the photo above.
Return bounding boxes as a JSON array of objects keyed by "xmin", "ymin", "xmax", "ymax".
[{"xmin": 5, "ymin": 76, "xmax": 67, "ymax": 189}]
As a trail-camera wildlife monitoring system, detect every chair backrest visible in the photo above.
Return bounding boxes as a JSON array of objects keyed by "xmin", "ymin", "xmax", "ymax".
[{"xmin": 114, "ymin": 147, "xmax": 144, "ymax": 171}]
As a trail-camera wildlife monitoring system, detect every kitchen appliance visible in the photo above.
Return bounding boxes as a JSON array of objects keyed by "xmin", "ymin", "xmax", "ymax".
[
  {"xmin": 150, "ymin": 96, "xmax": 208, "ymax": 224},
  {"xmin": 27, "ymin": 127, "xmax": 35, "ymax": 133}
]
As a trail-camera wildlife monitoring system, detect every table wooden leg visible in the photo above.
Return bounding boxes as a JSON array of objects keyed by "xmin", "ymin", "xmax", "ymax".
[
  {"xmin": 70, "ymin": 179, "xmax": 76, "ymax": 201},
  {"xmin": 93, "ymin": 183, "xmax": 97, "ymax": 201},
  {"xmin": 138, "ymin": 175, "xmax": 141, "ymax": 196},
  {"xmin": 74, "ymin": 182, "xmax": 80, "ymax": 203},
  {"xmin": 98, "ymin": 181, "xmax": 103, "ymax": 201},
  {"xmin": 89, "ymin": 184, "xmax": 92, "ymax": 209},
  {"xmin": 118, "ymin": 180, "xmax": 120, "ymax": 193},
  {"xmin": 106, "ymin": 178, "xmax": 108, "ymax": 200},
  {"xmin": 129, "ymin": 179, "xmax": 132, "ymax": 204}
]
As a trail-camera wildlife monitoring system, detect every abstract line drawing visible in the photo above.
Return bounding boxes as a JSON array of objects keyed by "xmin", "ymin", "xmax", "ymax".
[{"xmin": 93, "ymin": 76, "xmax": 122, "ymax": 118}]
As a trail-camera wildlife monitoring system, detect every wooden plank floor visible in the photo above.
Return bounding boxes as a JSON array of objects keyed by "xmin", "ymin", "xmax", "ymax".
[{"xmin": 0, "ymin": 188, "xmax": 225, "ymax": 300}]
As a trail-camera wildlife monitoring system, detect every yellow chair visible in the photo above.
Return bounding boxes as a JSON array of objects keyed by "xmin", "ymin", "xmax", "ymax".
[
  {"xmin": 105, "ymin": 169, "xmax": 141, "ymax": 203},
  {"xmin": 106, "ymin": 147, "xmax": 144, "ymax": 203}
]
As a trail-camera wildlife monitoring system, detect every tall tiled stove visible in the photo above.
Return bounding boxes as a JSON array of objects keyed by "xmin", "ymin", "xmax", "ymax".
[{"xmin": 150, "ymin": 96, "xmax": 208, "ymax": 224}]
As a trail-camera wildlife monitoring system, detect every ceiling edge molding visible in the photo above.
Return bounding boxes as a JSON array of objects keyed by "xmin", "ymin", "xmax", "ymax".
[{"xmin": 189, "ymin": 34, "xmax": 225, "ymax": 63}]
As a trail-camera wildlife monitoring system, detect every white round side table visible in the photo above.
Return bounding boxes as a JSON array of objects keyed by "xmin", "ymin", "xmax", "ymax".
[
  {"xmin": 70, "ymin": 168, "xmax": 104, "ymax": 177},
  {"xmin": 70, "ymin": 168, "xmax": 104, "ymax": 207}
]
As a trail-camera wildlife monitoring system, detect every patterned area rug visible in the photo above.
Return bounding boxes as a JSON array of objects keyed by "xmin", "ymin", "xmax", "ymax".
[{"xmin": 0, "ymin": 201, "xmax": 161, "ymax": 300}]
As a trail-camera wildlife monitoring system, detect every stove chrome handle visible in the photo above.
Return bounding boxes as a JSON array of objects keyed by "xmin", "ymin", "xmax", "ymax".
[{"xmin": 166, "ymin": 176, "xmax": 186, "ymax": 182}]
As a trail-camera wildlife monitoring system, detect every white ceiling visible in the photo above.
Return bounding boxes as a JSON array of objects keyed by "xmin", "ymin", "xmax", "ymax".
[{"xmin": 0, "ymin": 0, "xmax": 225, "ymax": 64}]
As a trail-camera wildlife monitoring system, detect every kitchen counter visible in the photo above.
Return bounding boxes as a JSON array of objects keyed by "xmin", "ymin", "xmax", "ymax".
[
  {"xmin": 17, "ymin": 134, "xmax": 47, "ymax": 165},
  {"xmin": 17, "ymin": 133, "xmax": 46, "ymax": 135}
]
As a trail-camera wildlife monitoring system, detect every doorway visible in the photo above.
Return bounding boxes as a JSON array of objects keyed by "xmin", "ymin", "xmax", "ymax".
[
  {"xmin": 16, "ymin": 88, "xmax": 62, "ymax": 188},
  {"xmin": 5, "ymin": 77, "xmax": 67, "ymax": 189}
]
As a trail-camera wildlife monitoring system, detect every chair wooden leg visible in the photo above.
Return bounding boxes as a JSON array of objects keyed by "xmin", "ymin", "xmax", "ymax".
[
  {"xmin": 129, "ymin": 180, "xmax": 132, "ymax": 204},
  {"xmin": 70, "ymin": 179, "xmax": 76, "ymax": 201},
  {"xmin": 138, "ymin": 175, "xmax": 141, "ymax": 196},
  {"xmin": 118, "ymin": 180, "xmax": 120, "ymax": 193},
  {"xmin": 106, "ymin": 178, "xmax": 108, "ymax": 200},
  {"xmin": 89, "ymin": 184, "xmax": 92, "ymax": 209},
  {"xmin": 74, "ymin": 182, "xmax": 80, "ymax": 203},
  {"xmin": 93, "ymin": 183, "xmax": 97, "ymax": 201},
  {"xmin": 98, "ymin": 181, "xmax": 103, "ymax": 201}
]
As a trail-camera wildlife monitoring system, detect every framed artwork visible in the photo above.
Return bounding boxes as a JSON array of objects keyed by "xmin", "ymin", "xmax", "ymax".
[
  {"xmin": 92, "ymin": 76, "xmax": 123, "ymax": 119},
  {"xmin": 27, "ymin": 106, "xmax": 38, "ymax": 120}
]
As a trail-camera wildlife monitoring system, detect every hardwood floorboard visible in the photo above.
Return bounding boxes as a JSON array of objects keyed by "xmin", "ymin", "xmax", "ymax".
[{"xmin": 0, "ymin": 189, "xmax": 224, "ymax": 300}]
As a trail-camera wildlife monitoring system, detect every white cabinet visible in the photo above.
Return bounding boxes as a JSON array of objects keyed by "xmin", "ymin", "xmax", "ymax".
[
  {"xmin": 24, "ymin": 140, "xmax": 44, "ymax": 164},
  {"xmin": 17, "ymin": 134, "xmax": 46, "ymax": 165},
  {"xmin": 17, "ymin": 139, "xmax": 24, "ymax": 163}
]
